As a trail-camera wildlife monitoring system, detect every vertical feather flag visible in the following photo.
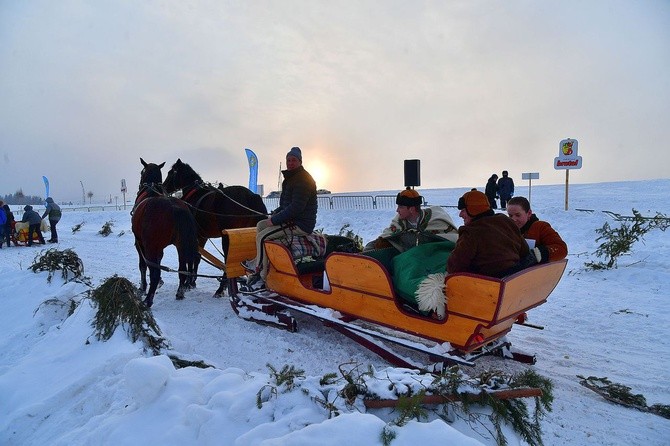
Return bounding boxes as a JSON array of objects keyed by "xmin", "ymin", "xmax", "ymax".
[
  {"xmin": 245, "ymin": 148, "xmax": 258, "ymax": 193},
  {"xmin": 42, "ymin": 176, "xmax": 50, "ymax": 200}
]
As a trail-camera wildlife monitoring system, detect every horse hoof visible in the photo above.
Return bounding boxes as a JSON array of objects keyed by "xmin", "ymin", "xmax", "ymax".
[
  {"xmin": 143, "ymin": 298, "xmax": 153, "ymax": 308},
  {"xmin": 212, "ymin": 292, "xmax": 223, "ymax": 299},
  {"xmin": 176, "ymin": 294, "xmax": 185, "ymax": 300}
]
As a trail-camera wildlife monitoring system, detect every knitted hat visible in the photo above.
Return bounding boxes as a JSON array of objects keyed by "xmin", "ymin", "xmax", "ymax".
[
  {"xmin": 457, "ymin": 190, "xmax": 490, "ymax": 216},
  {"xmin": 286, "ymin": 146, "xmax": 302, "ymax": 162},
  {"xmin": 46, "ymin": 197, "xmax": 54, "ymax": 203},
  {"xmin": 24, "ymin": 205, "xmax": 33, "ymax": 211},
  {"xmin": 396, "ymin": 187, "xmax": 423, "ymax": 207}
]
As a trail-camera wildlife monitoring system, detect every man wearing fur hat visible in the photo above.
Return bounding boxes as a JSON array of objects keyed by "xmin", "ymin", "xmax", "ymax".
[
  {"xmin": 243, "ymin": 146, "xmax": 318, "ymax": 289},
  {"xmin": 366, "ymin": 187, "xmax": 458, "ymax": 253},
  {"xmin": 447, "ymin": 190, "xmax": 528, "ymax": 277}
]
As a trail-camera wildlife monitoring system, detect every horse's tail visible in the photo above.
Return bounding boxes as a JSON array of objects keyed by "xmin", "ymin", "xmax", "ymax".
[{"xmin": 173, "ymin": 204, "xmax": 200, "ymax": 264}]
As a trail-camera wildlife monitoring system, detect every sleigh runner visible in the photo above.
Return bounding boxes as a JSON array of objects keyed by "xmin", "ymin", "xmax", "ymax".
[{"xmin": 218, "ymin": 227, "xmax": 567, "ymax": 367}]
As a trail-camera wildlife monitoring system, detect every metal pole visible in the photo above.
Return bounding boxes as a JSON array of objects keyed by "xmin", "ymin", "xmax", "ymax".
[
  {"xmin": 528, "ymin": 178, "xmax": 532, "ymax": 207},
  {"xmin": 564, "ymin": 170, "xmax": 569, "ymax": 211}
]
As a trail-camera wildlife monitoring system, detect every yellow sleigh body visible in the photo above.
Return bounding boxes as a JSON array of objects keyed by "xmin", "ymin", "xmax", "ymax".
[{"xmin": 222, "ymin": 228, "xmax": 567, "ymax": 354}]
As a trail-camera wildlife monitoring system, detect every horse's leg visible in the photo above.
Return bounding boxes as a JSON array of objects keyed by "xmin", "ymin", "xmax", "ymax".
[
  {"xmin": 188, "ymin": 237, "xmax": 206, "ymax": 289},
  {"xmin": 213, "ymin": 235, "xmax": 230, "ymax": 297},
  {"xmin": 176, "ymin": 252, "xmax": 187, "ymax": 300},
  {"xmin": 144, "ymin": 251, "xmax": 163, "ymax": 308},
  {"xmin": 135, "ymin": 242, "xmax": 147, "ymax": 294}
]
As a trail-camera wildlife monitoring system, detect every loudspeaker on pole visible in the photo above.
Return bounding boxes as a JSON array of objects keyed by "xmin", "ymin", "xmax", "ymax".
[{"xmin": 404, "ymin": 159, "xmax": 420, "ymax": 187}]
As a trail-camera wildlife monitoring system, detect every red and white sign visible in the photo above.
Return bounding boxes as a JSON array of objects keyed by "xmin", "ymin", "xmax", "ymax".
[{"xmin": 554, "ymin": 138, "xmax": 582, "ymax": 170}]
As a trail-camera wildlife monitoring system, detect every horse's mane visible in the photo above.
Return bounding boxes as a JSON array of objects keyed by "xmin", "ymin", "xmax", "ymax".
[{"xmin": 171, "ymin": 159, "xmax": 203, "ymax": 185}]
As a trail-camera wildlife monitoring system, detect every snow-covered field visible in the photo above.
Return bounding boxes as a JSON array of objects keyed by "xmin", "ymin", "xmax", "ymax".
[{"xmin": 1, "ymin": 179, "xmax": 669, "ymax": 445}]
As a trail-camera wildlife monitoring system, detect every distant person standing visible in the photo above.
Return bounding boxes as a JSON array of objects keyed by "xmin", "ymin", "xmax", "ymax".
[
  {"xmin": 1, "ymin": 202, "xmax": 15, "ymax": 247},
  {"xmin": 484, "ymin": 174, "xmax": 498, "ymax": 209},
  {"xmin": 42, "ymin": 197, "xmax": 62, "ymax": 243},
  {"xmin": 0, "ymin": 201, "xmax": 6, "ymax": 248},
  {"xmin": 21, "ymin": 205, "xmax": 46, "ymax": 246},
  {"xmin": 497, "ymin": 170, "xmax": 515, "ymax": 209}
]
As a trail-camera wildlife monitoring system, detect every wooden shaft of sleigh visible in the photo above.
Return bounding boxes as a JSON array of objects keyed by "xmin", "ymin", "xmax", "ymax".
[{"xmin": 363, "ymin": 387, "xmax": 543, "ymax": 408}]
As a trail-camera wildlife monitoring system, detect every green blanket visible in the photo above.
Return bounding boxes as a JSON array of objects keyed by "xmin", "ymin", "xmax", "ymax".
[{"xmin": 391, "ymin": 240, "xmax": 455, "ymax": 306}]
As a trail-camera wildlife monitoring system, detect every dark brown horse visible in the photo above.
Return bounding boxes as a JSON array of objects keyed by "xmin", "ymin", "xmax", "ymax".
[
  {"xmin": 131, "ymin": 158, "xmax": 200, "ymax": 307},
  {"xmin": 163, "ymin": 158, "xmax": 268, "ymax": 295}
]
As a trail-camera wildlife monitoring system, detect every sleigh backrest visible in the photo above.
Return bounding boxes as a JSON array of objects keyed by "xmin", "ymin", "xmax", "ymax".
[{"xmin": 445, "ymin": 259, "xmax": 568, "ymax": 324}]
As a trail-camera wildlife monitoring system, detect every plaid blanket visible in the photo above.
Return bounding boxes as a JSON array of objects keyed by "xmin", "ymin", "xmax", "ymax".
[{"xmin": 281, "ymin": 233, "xmax": 328, "ymax": 262}]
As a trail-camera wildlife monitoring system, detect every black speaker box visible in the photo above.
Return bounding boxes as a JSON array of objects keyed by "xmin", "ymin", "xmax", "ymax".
[{"xmin": 404, "ymin": 159, "xmax": 420, "ymax": 187}]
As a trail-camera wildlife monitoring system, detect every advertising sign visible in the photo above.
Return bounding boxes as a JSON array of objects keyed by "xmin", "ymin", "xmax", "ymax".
[{"xmin": 554, "ymin": 138, "xmax": 583, "ymax": 170}]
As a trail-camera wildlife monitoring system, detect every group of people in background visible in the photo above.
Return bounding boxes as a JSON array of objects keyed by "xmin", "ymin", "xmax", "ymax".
[
  {"xmin": 0, "ymin": 198, "xmax": 61, "ymax": 248},
  {"xmin": 485, "ymin": 170, "xmax": 515, "ymax": 209}
]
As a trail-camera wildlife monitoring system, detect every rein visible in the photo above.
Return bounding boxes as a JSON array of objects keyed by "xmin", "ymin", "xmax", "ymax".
[{"xmin": 179, "ymin": 182, "xmax": 268, "ymax": 218}]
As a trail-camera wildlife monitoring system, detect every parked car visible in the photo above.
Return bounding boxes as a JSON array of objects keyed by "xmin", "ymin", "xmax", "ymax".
[
  {"xmin": 266, "ymin": 191, "xmax": 281, "ymax": 199},
  {"xmin": 316, "ymin": 189, "xmax": 331, "ymax": 195}
]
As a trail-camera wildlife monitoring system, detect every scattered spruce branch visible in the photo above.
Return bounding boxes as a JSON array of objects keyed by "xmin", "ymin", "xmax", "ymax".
[
  {"xmin": 578, "ymin": 375, "xmax": 669, "ymax": 419},
  {"xmin": 98, "ymin": 220, "xmax": 114, "ymax": 236},
  {"xmin": 30, "ymin": 248, "xmax": 91, "ymax": 285},
  {"xmin": 168, "ymin": 355, "xmax": 214, "ymax": 370},
  {"xmin": 586, "ymin": 209, "xmax": 669, "ymax": 270},
  {"xmin": 71, "ymin": 221, "xmax": 84, "ymax": 234},
  {"xmin": 89, "ymin": 275, "xmax": 168, "ymax": 354},
  {"xmin": 256, "ymin": 363, "xmax": 306, "ymax": 409},
  {"xmin": 338, "ymin": 224, "xmax": 364, "ymax": 252}
]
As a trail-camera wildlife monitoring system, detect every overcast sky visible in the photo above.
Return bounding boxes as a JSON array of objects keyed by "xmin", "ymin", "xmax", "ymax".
[{"xmin": 1, "ymin": 0, "xmax": 668, "ymax": 203}]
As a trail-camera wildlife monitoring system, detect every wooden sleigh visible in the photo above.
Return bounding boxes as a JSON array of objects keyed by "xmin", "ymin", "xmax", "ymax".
[{"xmin": 219, "ymin": 227, "xmax": 567, "ymax": 368}]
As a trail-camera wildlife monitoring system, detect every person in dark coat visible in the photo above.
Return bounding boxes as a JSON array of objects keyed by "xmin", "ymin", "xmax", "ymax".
[
  {"xmin": 42, "ymin": 197, "xmax": 62, "ymax": 243},
  {"xmin": 21, "ymin": 205, "xmax": 46, "ymax": 246},
  {"xmin": 0, "ymin": 201, "xmax": 6, "ymax": 248},
  {"xmin": 497, "ymin": 170, "xmax": 515, "ymax": 209},
  {"xmin": 447, "ymin": 190, "xmax": 528, "ymax": 277},
  {"xmin": 244, "ymin": 146, "xmax": 318, "ymax": 288},
  {"xmin": 1, "ymin": 203, "xmax": 15, "ymax": 247},
  {"xmin": 484, "ymin": 174, "xmax": 498, "ymax": 209}
]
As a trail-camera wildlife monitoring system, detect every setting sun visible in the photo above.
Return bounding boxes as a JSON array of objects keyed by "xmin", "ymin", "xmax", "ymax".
[{"xmin": 308, "ymin": 159, "xmax": 330, "ymax": 191}]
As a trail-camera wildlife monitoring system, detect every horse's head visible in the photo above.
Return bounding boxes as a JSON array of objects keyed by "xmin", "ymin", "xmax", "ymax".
[
  {"xmin": 164, "ymin": 158, "xmax": 201, "ymax": 193},
  {"xmin": 139, "ymin": 158, "xmax": 165, "ymax": 189}
]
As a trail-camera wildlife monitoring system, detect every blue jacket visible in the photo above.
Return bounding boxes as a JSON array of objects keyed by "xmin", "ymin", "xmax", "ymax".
[
  {"xmin": 497, "ymin": 176, "xmax": 515, "ymax": 199},
  {"xmin": 0, "ymin": 208, "xmax": 6, "ymax": 226},
  {"xmin": 270, "ymin": 165, "xmax": 318, "ymax": 233},
  {"xmin": 21, "ymin": 205, "xmax": 42, "ymax": 225}
]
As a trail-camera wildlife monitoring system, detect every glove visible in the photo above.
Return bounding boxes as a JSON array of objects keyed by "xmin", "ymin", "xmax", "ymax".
[
  {"xmin": 532, "ymin": 246, "xmax": 549, "ymax": 264},
  {"xmin": 532, "ymin": 247, "xmax": 542, "ymax": 263}
]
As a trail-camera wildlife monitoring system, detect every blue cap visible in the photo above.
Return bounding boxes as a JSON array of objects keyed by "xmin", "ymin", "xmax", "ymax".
[{"xmin": 286, "ymin": 147, "xmax": 302, "ymax": 162}]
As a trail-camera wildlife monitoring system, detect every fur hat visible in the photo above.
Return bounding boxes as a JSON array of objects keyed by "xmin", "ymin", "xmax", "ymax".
[
  {"xmin": 396, "ymin": 187, "xmax": 422, "ymax": 207},
  {"xmin": 286, "ymin": 146, "xmax": 302, "ymax": 162},
  {"xmin": 457, "ymin": 190, "xmax": 490, "ymax": 216}
]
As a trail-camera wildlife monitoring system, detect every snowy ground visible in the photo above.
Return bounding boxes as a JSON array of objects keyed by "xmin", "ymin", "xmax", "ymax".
[{"xmin": 1, "ymin": 179, "xmax": 669, "ymax": 445}]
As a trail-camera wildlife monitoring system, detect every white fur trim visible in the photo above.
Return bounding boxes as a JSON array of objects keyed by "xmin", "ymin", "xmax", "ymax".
[{"xmin": 415, "ymin": 273, "xmax": 447, "ymax": 319}]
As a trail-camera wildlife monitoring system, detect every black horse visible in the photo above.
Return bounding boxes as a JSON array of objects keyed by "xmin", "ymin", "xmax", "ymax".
[
  {"xmin": 163, "ymin": 158, "xmax": 268, "ymax": 295},
  {"xmin": 131, "ymin": 158, "xmax": 200, "ymax": 307}
]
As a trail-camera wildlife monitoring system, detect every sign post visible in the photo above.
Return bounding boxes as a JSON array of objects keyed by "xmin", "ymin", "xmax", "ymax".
[
  {"xmin": 521, "ymin": 172, "xmax": 539, "ymax": 206},
  {"xmin": 553, "ymin": 138, "xmax": 582, "ymax": 210},
  {"xmin": 121, "ymin": 179, "xmax": 127, "ymax": 210}
]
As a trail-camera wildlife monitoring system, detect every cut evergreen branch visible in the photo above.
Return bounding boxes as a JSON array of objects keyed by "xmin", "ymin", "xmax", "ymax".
[
  {"xmin": 71, "ymin": 221, "xmax": 84, "ymax": 233},
  {"xmin": 30, "ymin": 248, "xmax": 90, "ymax": 285},
  {"xmin": 338, "ymin": 223, "xmax": 364, "ymax": 252},
  {"xmin": 98, "ymin": 220, "xmax": 114, "ymax": 236},
  {"xmin": 90, "ymin": 275, "xmax": 168, "ymax": 354},
  {"xmin": 586, "ymin": 209, "xmax": 669, "ymax": 270},
  {"xmin": 578, "ymin": 375, "xmax": 669, "ymax": 419}
]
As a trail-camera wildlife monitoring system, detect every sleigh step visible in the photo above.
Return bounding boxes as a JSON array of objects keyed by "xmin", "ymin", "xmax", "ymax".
[{"xmin": 229, "ymin": 294, "xmax": 297, "ymax": 332}]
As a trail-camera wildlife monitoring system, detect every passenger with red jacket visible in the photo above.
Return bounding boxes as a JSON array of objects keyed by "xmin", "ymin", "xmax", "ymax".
[
  {"xmin": 447, "ymin": 190, "xmax": 529, "ymax": 277},
  {"xmin": 506, "ymin": 196, "xmax": 568, "ymax": 264}
]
